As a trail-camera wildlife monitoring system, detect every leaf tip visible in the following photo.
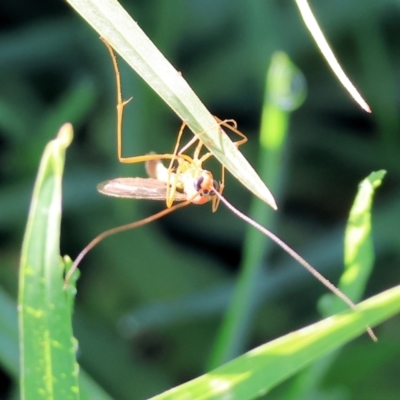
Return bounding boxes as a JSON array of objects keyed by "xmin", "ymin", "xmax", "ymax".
[{"xmin": 57, "ymin": 123, "xmax": 74, "ymax": 148}]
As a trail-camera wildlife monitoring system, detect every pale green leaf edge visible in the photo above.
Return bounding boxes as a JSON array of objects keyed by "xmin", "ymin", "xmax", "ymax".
[{"xmin": 294, "ymin": 0, "xmax": 371, "ymax": 113}]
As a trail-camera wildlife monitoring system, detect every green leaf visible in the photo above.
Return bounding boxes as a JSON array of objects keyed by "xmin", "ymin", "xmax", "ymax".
[
  {"xmin": 1, "ymin": 285, "xmax": 110, "ymax": 400},
  {"xmin": 66, "ymin": 0, "xmax": 277, "ymax": 209},
  {"xmin": 320, "ymin": 170, "xmax": 387, "ymax": 315},
  {"xmin": 150, "ymin": 285, "xmax": 400, "ymax": 400},
  {"xmin": 18, "ymin": 124, "xmax": 79, "ymax": 399},
  {"xmin": 285, "ymin": 170, "xmax": 386, "ymax": 400}
]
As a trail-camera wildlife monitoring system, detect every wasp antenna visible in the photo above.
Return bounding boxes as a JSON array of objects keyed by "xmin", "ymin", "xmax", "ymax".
[
  {"xmin": 64, "ymin": 199, "xmax": 192, "ymax": 289},
  {"xmin": 214, "ymin": 191, "xmax": 377, "ymax": 342}
]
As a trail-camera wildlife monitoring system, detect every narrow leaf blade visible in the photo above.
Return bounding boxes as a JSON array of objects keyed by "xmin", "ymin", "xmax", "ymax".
[{"xmin": 18, "ymin": 124, "xmax": 79, "ymax": 399}]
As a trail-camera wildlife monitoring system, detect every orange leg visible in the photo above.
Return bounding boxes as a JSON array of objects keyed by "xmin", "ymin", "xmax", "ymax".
[{"xmin": 102, "ymin": 38, "xmax": 248, "ymax": 211}]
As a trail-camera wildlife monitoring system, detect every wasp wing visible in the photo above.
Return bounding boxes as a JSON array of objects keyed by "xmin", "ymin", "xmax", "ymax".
[{"xmin": 97, "ymin": 177, "xmax": 187, "ymax": 201}]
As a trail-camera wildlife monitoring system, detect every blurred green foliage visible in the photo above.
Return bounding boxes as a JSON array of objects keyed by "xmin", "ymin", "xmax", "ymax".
[{"xmin": 1, "ymin": 1, "xmax": 400, "ymax": 399}]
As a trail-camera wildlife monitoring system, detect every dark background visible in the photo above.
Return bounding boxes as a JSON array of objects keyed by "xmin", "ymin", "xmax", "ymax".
[{"xmin": 1, "ymin": 1, "xmax": 400, "ymax": 399}]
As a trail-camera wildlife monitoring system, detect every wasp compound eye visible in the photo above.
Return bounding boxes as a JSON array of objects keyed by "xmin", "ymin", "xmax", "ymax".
[
  {"xmin": 210, "ymin": 180, "xmax": 219, "ymax": 195},
  {"xmin": 193, "ymin": 176, "xmax": 204, "ymax": 193}
]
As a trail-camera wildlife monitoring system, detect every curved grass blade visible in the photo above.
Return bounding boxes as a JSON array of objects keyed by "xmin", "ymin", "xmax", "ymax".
[
  {"xmin": 295, "ymin": 0, "xmax": 371, "ymax": 113},
  {"xmin": 284, "ymin": 170, "xmax": 386, "ymax": 400},
  {"xmin": 321, "ymin": 170, "xmax": 387, "ymax": 315},
  {"xmin": 18, "ymin": 124, "xmax": 79, "ymax": 399},
  {"xmin": 149, "ymin": 286, "xmax": 400, "ymax": 400},
  {"xmin": 66, "ymin": 0, "xmax": 277, "ymax": 209}
]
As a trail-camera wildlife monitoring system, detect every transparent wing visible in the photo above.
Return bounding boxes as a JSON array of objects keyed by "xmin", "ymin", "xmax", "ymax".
[{"xmin": 97, "ymin": 177, "xmax": 187, "ymax": 201}]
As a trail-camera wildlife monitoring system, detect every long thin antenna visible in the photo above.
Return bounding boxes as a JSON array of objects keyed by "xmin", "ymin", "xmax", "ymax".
[
  {"xmin": 64, "ymin": 199, "xmax": 192, "ymax": 288},
  {"xmin": 214, "ymin": 191, "xmax": 377, "ymax": 341}
]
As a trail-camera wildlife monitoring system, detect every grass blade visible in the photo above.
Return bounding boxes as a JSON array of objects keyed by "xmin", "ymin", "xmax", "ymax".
[
  {"xmin": 295, "ymin": 0, "xmax": 371, "ymax": 112},
  {"xmin": 284, "ymin": 170, "xmax": 386, "ymax": 399},
  {"xmin": 322, "ymin": 170, "xmax": 387, "ymax": 315},
  {"xmin": 149, "ymin": 286, "xmax": 400, "ymax": 400},
  {"xmin": 18, "ymin": 124, "xmax": 79, "ymax": 399}
]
